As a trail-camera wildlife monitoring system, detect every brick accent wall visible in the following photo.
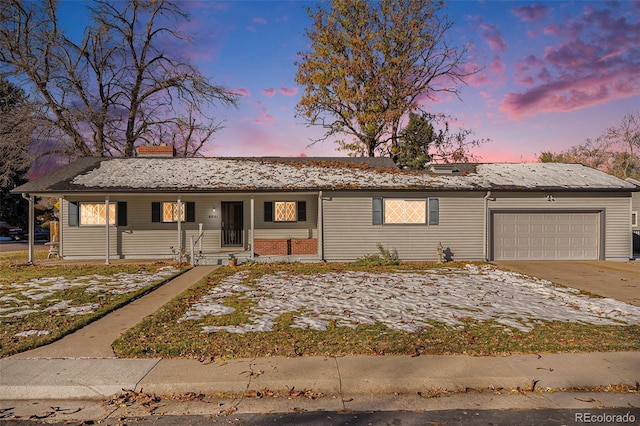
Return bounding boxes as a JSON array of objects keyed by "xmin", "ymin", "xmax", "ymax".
[
  {"xmin": 254, "ymin": 239, "xmax": 289, "ymax": 255},
  {"xmin": 254, "ymin": 238, "xmax": 318, "ymax": 256},
  {"xmin": 290, "ymin": 238, "xmax": 318, "ymax": 255}
]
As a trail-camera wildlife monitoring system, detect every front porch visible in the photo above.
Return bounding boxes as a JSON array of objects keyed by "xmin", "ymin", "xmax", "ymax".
[{"xmin": 49, "ymin": 192, "xmax": 322, "ymax": 264}]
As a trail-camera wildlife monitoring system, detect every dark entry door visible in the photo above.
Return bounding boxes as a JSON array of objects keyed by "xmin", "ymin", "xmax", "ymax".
[{"xmin": 222, "ymin": 202, "xmax": 243, "ymax": 247}]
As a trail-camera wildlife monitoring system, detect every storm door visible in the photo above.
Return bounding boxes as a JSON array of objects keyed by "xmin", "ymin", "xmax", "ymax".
[{"xmin": 221, "ymin": 202, "xmax": 244, "ymax": 247}]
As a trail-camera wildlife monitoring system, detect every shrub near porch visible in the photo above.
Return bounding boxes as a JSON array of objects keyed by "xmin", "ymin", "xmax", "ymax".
[{"xmin": 113, "ymin": 262, "xmax": 640, "ymax": 359}]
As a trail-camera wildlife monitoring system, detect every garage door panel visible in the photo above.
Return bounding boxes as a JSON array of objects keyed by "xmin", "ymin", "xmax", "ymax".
[{"xmin": 493, "ymin": 212, "xmax": 599, "ymax": 260}]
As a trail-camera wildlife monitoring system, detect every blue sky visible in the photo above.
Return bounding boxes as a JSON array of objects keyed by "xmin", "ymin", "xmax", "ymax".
[{"xmin": 58, "ymin": 0, "xmax": 640, "ymax": 162}]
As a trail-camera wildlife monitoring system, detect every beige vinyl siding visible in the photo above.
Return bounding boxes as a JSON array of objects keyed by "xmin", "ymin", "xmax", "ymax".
[
  {"xmin": 253, "ymin": 195, "xmax": 318, "ymax": 229},
  {"xmin": 252, "ymin": 194, "xmax": 318, "ymax": 240},
  {"xmin": 322, "ymin": 191, "xmax": 485, "ymax": 261},
  {"xmin": 62, "ymin": 196, "xmax": 219, "ymax": 258},
  {"xmin": 632, "ymin": 192, "xmax": 640, "ymax": 230},
  {"xmin": 61, "ymin": 198, "xmax": 119, "ymax": 258},
  {"xmin": 489, "ymin": 192, "xmax": 632, "ymax": 261}
]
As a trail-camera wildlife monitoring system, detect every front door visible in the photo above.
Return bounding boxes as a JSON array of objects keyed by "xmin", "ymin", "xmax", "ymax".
[{"xmin": 221, "ymin": 202, "xmax": 243, "ymax": 247}]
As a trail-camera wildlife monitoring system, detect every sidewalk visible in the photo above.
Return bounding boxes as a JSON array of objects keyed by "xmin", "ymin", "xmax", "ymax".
[
  {"xmin": 1, "ymin": 265, "xmax": 639, "ymax": 420},
  {"xmin": 1, "ymin": 352, "xmax": 639, "ymax": 419}
]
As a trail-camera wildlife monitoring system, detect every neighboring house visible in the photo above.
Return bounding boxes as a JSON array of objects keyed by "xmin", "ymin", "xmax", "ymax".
[
  {"xmin": 627, "ymin": 178, "xmax": 640, "ymax": 257},
  {"xmin": 12, "ymin": 147, "xmax": 639, "ymax": 263}
]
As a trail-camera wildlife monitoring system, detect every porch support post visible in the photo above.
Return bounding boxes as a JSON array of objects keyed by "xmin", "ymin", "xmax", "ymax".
[
  {"xmin": 21, "ymin": 193, "xmax": 34, "ymax": 265},
  {"xmin": 105, "ymin": 195, "xmax": 110, "ymax": 265},
  {"xmin": 250, "ymin": 195, "xmax": 255, "ymax": 259},
  {"xmin": 177, "ymin": 195, "xmax": 182, "ymax": 256}
]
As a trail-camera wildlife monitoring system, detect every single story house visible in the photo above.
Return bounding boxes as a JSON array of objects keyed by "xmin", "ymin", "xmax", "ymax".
[{"xmin": 12, "ymin": 148, "xmax": 638, "ymax": 264}]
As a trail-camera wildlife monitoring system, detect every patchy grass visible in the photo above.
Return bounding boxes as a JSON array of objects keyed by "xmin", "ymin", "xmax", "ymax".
[
  {"xmin": 0, "ymin": 250, "xmax": 187, "ymax": 357},
  {"xmin": 113, "ymin": 262, "xmax": 640, "ymax": 359}
]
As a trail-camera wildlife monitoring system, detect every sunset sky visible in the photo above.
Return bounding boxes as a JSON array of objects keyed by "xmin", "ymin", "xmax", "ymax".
[{"xmin": 59, "ymin": 0, "xmax": 640, "ymax": 163}]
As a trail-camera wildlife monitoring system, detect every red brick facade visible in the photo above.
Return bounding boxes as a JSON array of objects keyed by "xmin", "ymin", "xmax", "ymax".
[{"xmin": 254, "ymin": 238, "xmax": 318, "ymax": 256}]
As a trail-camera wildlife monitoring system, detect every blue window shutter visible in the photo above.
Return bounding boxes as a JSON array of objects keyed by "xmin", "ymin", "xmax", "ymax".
[
  {"xmin": 68, "ymin": 201, "xmax": 79, "ymax": 227},
  {"xmin": 428, "ymin": 198, "xmax": 439, "ymax": 225},
  {"xmin": 297, "ymin": 201, "xmax": 306, "ymax": 222},
  {"xmin": 117, "ymin": 202, "xmax": 127, "ymax": 226},
  {"xmin": 372, "ymin": 197, "xmax": 383, "ymax": 225},
  {"xmin": 152, "ymin": 202, "xmax": 161, "ymax": 222},
  {"xmin": 264, "ymin": 202, "xmax": 273, "ymax": 222},
  {"xmin": 186, "ymin": 202, "xmax": 196, "ymax": 222}
]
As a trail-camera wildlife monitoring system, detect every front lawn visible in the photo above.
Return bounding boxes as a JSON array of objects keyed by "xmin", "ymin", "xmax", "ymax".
[
  {"xmin": 113, "ymin": 262, "xmax": 640, "ymax": 359},
  {"xmin": 0, "ymin": 250, "xmax": 186, "ymax": 357}
]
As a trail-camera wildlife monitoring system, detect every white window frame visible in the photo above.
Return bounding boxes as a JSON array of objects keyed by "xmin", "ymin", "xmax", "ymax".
[
  {"xmin": 632, "ymin": 211, "xmax": 638, "ymax": 227},
  {"xmin": 274, "ymin": 201, "xmax": 297, "ymax": 222},
  {"xmin": 79, "ymin": 202, "xmax": 116, "ymax": 226},
  {"xmin": 161, "ymin": 201, "xmax": 185, "ymax": 223}
]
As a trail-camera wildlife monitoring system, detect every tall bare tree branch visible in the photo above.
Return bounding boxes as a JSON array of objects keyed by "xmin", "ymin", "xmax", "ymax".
[{"xmin": 0, "ymin": 0, "xmax": 237, "ymax": 160}]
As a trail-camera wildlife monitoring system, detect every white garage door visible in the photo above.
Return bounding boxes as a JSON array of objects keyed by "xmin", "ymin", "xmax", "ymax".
[{"xmin": 492, "ymin": 212, "xmax": 599, "ymax": 260}]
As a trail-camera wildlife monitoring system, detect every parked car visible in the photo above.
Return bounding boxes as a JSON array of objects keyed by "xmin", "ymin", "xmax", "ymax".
[
  {"xmin": 31, "ymin": 227, "xmax": 50, "ymax": 241},
  {"xmin": 0, "ymin": 221, "xmax": 22, "ymax": 239},
  {"xmin": 10, "ymin": 227, "xmax": 50, "ymax": 242}
]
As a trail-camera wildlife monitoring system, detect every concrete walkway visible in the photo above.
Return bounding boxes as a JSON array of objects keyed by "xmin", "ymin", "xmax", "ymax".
[{"xmin": 10, "ymin": 265, "xmax": 217, "ymax": 358}]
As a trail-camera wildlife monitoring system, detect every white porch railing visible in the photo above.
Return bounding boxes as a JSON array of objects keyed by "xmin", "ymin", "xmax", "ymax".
[{"xmin": 190, "ymin": 224, "xmax": 206, "ymax": 266}]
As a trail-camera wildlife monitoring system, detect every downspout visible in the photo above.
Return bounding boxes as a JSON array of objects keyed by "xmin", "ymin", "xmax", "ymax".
[
  {"xmin": 105, "ymin": 195, "xmax": 110, "ymax": 265},
  {"xmin": 483, "ymin": 191, "xmax": 492, "ymax": 261},
  {"xmin": 318, "ymin": 191, "xmax": 324, "ymax": 261},
  {"xmin": 250, "ymin": 195, "xmax": 255, "ymax": 259},
  {"xmin": 21, "ymin": 193, "xmax": 34, "ymax": 265}
]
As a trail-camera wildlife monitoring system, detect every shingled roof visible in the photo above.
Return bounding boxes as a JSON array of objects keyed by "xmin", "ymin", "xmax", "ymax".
[{"xmin": 12, "ymin": 157, "xmax": 637, "ymax": 194}]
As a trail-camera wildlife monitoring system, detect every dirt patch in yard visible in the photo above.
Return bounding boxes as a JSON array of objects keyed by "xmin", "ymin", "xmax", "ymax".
[{"xmin": 493, "ymin": 261, "xmax": 640, "ymax": 306}]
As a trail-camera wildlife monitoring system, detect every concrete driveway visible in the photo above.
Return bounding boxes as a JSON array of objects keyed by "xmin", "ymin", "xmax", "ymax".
[{"xmin": 493, "ymin": 260, "xmax": 640, "ymax": 306}]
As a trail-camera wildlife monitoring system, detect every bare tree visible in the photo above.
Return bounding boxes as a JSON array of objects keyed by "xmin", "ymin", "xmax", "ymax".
[
  {"xmin": 539, "ymin": 112, "xmax": 640, "ymax": 179},
  {"xmin": 295, "ymin": 0, "xmax": 475, "ymax": 158},
  {"xmin": 0, "ymin": 0, "xmax": 237, "ymax": 160}
]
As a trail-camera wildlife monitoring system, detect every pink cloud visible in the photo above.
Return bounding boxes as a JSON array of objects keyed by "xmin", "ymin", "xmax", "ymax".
[
  {"xmin": 254, "ymin": 107, "xmax": 275, "ymax": 126},
  {"xmin": 279, "ymin": 86, "xmax": 299, "ymax": 96},
  {"xmin": 503, "ymin": 4, "xmax": 640, "ymax": 118},
  {"xmin": 512, "ymin": 4, "xmax": 548, "ymax": 22},
  {"xmin": 461, "ymin": 53, "xmax": 505, "ymax": 89},
  {"xmin": 478, "ymin": 23, "xmax": 507, "ymax": 53},
  {"xmin": 230, "ymin": 88, "xmax": 251, "ymax": 97},
  {"xmin": 543, "ymin": 24, "xmax": 561, "ymax": 36},
  {"xmin": 262, "ymin": 88, "xmax": 276, "ymax": 97},
  {"xmin": 500, "ymin": 70, "xmax": 640, "ymax": 119}
]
